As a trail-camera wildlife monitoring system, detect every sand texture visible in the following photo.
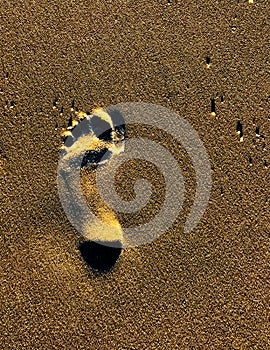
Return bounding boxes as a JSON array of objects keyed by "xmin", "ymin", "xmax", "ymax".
[{"xmin": 0, "ymin": 1, "xmax": 269, "ymax": 349}]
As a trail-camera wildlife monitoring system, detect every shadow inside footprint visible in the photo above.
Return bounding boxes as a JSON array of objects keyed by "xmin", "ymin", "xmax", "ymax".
[{"xmin": 79, "ymin": 240, "xmax": 122, "ymax": 273}]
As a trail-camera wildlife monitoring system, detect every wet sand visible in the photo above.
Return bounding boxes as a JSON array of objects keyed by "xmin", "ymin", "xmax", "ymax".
[{"xmin": 0, "ymin": 1, "xmax": 269, "ymax": 349}]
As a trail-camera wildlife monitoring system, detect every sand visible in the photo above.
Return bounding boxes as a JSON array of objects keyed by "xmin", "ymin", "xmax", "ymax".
[{"xmin": 0, "ymin": 0, "xmax": 269, "ymax": 349}]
